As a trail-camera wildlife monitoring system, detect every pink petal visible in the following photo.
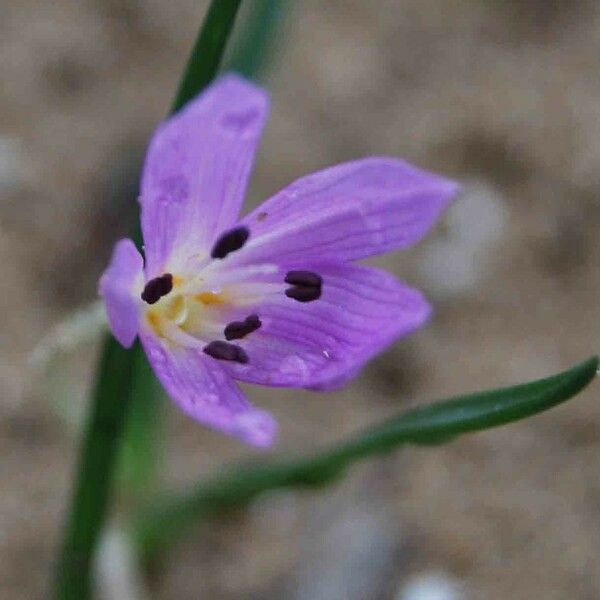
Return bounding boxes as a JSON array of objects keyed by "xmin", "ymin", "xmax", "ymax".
[
  {"xmin": 140, "ymin": 332, "xmax": 277, "ymax": 447},
  {"xmin": 98, "ymin": 239, "xmax": 144, "ymax": 348},
  {"xmin": 140, "ymin": 74, "xmax": 269, "ymax": 277},
  {"xmin": 218, "ymin": 262, "xmax": 431, "ymax": 390},
  {"xmin": 236, "ymin": 157, "xmax": 459, "ymax": 265}
]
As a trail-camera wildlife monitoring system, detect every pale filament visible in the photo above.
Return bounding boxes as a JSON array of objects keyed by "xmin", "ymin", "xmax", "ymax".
[
  {"xmin": 144, "ymin": 261, "xmax": 282, "ymax": 347},
  {"xmin": 175, "ymin": 262, "xmax": 279, "ymax": 296}
]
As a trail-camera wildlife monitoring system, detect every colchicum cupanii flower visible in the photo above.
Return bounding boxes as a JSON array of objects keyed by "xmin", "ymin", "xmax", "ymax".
[{"xmin": 99, "ymin": 75, "xmax": 460, "ymax": 447}]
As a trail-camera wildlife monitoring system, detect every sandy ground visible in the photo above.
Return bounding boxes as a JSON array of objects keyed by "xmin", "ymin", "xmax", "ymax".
[{"xmin": 1, "ymin": 1, "xmax": 599, "ymax": 598}]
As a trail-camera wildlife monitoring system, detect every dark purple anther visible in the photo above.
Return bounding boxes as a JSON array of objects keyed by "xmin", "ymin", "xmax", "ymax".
[
  {"xmin": 203, "ymin": 340, "xmax": 249, "ymax": 364},
  {"xmin": 285, "ymin": 285, "xmax": 322, "ymax": 302},
  {"xmin": 141, "ymin": 273, "xmax": 173, "ymax": 304},
  {"xmin": 284, "ymin": 270, "xmax": 322, "ymax": 302},
  {"xmin": 211, "ymin": 226, "xmax": 250, "ymax": 259},
  {"xmin": 224, "ymin": 314, "xmax": 261, "ymax": 341}
]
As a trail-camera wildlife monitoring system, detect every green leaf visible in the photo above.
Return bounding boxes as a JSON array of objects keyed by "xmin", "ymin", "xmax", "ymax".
[
  {"xmin": 224, "ymin": 0, "xmax": 290, "ymax": 80},
  {"xmin": 117, "ymin": 349, "xmax": 165, "ymax": 505},
  {"xmin": 54, "ymin": 337, "xmax": 137, "ymax": 600},
  {"xmin": 54, "ymin": 3, "xmax": 243, "ymax": 598},
  {"xmin": 171, "ymin": 0, "xmax": 243, "ymax": 114},
  {"xmin": 135, "ymin": 356, "xmax": 598, "ymax": 561}
]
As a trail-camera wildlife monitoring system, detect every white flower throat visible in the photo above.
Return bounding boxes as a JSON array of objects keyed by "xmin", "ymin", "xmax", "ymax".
[{"xmin": 140, "ymin": 226, "xmax": 323, "ymax": 363}]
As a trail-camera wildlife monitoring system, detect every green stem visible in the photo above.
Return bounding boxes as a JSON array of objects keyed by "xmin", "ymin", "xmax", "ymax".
[
  {"xmin": 54, "ymin": 338, "xmax": 136, "ymax": 599},
  {"xmin": 118, "ymin": 346, "xmax": 164, "ymax": 506},
  {"xmin": 53, "ymin": 2, "xmax": 243, "ymax": 598}
]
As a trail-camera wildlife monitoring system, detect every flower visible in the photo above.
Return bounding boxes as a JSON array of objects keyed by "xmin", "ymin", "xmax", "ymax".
[{"xmin": 99, "ymin": 75, "xmax": 460, "ymax": 448}]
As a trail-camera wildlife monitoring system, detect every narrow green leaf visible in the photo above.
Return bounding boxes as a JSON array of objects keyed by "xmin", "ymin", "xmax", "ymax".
[
  {"xmin": 171, "ymin": 0, "xmax": 243, "ymax": 114},
  {"xmin": 54, "ymin": 337, "xmax": 135, "ymax": 599},
  {"xmin": 118, "ymin": 349, "xmax": 165, "ymax": 504},
  {"xmin": 54, "ymin": 3, "xmax": 244, "ymax": 598},
  {"xmin": 224, "ymin": 0, "xmax": 290, "ymax": 80},
  {"xmin": 135, "ymin": 356, "xmax": 598, "ymax": 561}
]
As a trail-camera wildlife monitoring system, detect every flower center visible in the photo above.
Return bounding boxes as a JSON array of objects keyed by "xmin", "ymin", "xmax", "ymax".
[
  {"xmin": 140, "ymin": 226, "xmax": 323, "ymax": 364},
  {"xmin": 143, "ymin": 275, "xmax": 227, "ymax": 340}
]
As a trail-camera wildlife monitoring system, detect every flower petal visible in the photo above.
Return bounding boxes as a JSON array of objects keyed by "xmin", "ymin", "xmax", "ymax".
[
  {"xmin": 98, "ymin": 239, "xmax": 144, "ymax": 348},
  {"xmin": 216, "ymin": 262, "xmax": 431, "ymax": 389},
  {"xmin": 236, "ymin": 157, "xmax": 459, "ymax": 265},
  {"xmin": 140, "ymin": 74, "xmax": 269, "ymax": 277},
  {"xmin": 140, "ymin": 332, "xmax": 277, "ymax": 447}
]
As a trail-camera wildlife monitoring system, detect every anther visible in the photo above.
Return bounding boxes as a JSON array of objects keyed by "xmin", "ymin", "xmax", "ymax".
[
  {"xmin": 284, "ymin": 270, "xmax": 322, "ymax": 303},
  {"xmin": 224, "ymin": 314, "xmax": 261, "ymax": 341},
  {"xmin": 141, "ymin": 273, "xmax": 173, "ymax": 304},
  {"xmin": 211, "ymin": 226, "xmax": 250, "ymax": 259},
  {"xmin": 284, "ymin": 271, "xmax": 323, "ymax": 288},
  {"xmin": 203, "ymin": 340, "xmax": 249, "ymax": 364}
]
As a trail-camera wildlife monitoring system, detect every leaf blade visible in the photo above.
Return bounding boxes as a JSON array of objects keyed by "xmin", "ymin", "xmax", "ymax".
[
  {"xmin": 135, "ymin": 356, "xmax": 598, "ymax": 561},
  {"xmin": 224, "ymin": 0, "xmax": 290, "ymax": 80},
  {"xmin": 171, "ymin": 0, "xmax": 243, "ymax": 114}
]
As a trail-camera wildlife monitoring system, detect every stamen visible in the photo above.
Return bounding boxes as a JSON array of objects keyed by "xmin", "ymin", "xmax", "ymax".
[
  {"xmin": 203, "ymin": 340, "xmax": 249, "ymax": 364},
  {"xmin": 181, "ymin": 263, "xmax": 278, "ymax": 295},
  {"xmin": 141, "ymin": 273, "xmax": 173, "ymax": 304},
  {"xmin": 284, "ymin": 270, "xmax": 322, "ymax": 303},
  {"xmin": 211, "ymin": 226, "xmax": 250, "ymax": 259},
  {"xmin": 224, "ymin": 314, "xmax": 261, "ymax": 341}
]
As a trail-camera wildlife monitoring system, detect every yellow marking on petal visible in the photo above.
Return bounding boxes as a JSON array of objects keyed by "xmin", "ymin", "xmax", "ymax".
[
  {"xmin": 171, "ymin": 275, "xmax": 184, "ymax": 287},
  {"xmin": 164, "ymin": 295, "xmax": 188, "ymax": 324},
  {"xmin": 195, "ymin": 291, "xmax": 227, "ymax": 306},
  {"xmin": 147, "ymin": 309, "xmax": 163, "ymax": 336}
]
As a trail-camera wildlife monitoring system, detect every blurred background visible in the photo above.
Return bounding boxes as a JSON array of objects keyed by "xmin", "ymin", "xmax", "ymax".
[{"xmin": 2, "ymin": 1, "xmax": 600, "ymax": 598}]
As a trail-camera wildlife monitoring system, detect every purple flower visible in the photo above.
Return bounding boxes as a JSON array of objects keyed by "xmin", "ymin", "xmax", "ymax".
[{"xmin": 99, "ymin": 75, "xmax": 460, "ymax": 448}]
